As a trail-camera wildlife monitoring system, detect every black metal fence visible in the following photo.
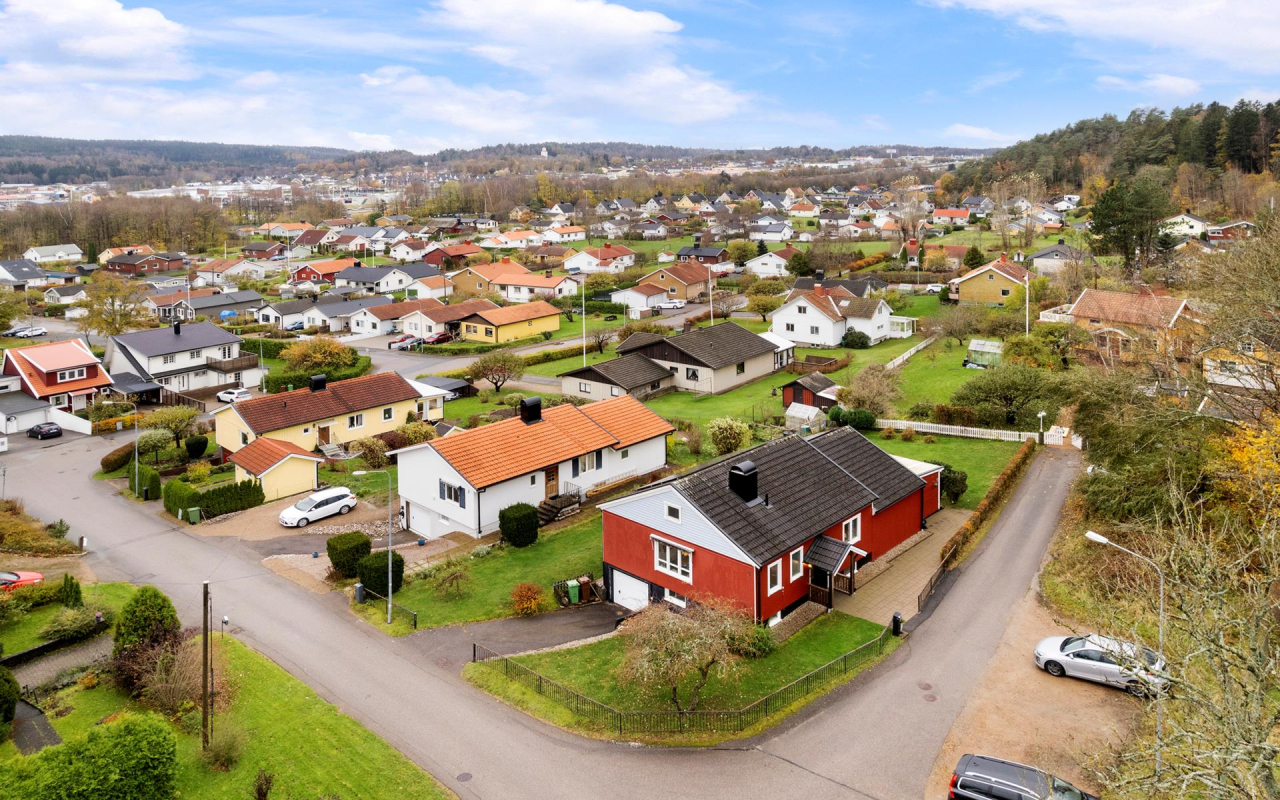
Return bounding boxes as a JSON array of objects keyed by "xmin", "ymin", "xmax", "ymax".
[
  {"xmin": 360, "ymin": 586, "xmax": 418, "ymax": 629},
  {"xmin": 472, "ymin": 627, "xmax": 892, "ymax": 735},
  {"xmin": 918, "ymin": 545, "xmax": 957, "ymax": 613}
]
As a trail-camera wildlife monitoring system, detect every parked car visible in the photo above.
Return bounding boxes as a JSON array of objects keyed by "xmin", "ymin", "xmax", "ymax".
[
  {"xmin": 949, "ymin": 754, "xmax": 1097, "ymax": 800},
  {"xmin": 421, "ymin": 332, "xmax": 452, "ymax": 344},
  {"xmin": 15, "ymin": 327, "xmax": 47, "ymax": 338},
  {"xmin": 393, "ymin": 336, "xmax": 425, "ymax": 351},
  {"xmin": 1034, "ymin": 634, "xmax": 1166, "ymax": 697},
  {"xmin": 278, "ymin": 487, "xmax": 357, "ymax": 528},
  {"xmin": 1, "ymin": 325, "xmax": 30, "ymax": 337},
  {"xmin": 269, "ymin": 254, "xmax": 288, "ymax": 261},
  {"xmin": 27, "ymin": 422, "xmax": 62, "ymax": 440},
  {"xmin": 0, "ymin": 570, "xmax": 44, "ymax": 591},
  {"xmin": 925, "ymin": 283, "xmax": 946, "ymax": 294},
  {"xmin": 284, "ymin": 321, "xmax": 305, "ymax": 331},
  {"xmin": 656, "ymin": 299, "xmax": 686, "ymax": 309},
  {"xmin": 215, "ymin": 388, "xmax": 252, "ymax": 404},
  {"xmin": 389, "ymin": 334, "xmax": 416, "ymax": 347}
]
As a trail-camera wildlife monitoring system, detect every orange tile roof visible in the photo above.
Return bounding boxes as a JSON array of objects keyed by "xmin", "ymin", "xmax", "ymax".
[
  {"xmin": 3, "ymin": 339, "xmax": 111, "ymax": 399},
  {"xmin": 465, "ymin": 300, "xmax": 561, "ymax": 327},
  {"xmin": 934, "ymin": 209, "xmax": 971, "ymax": 218},
  {"xmin": 584, "ymin": 244, "xmax": 635, "ymax": 261},
  {"xmin": 199, "ymin": 258, "xmax": 246, "ymax": 273},
  {"xmin": 363, "ymin": 297, "xmax": 446, "ymax": 321},
  {"xmin": 425, "ymin": 397, "xmax": 671, "ymax": 488},
  {"xmin": 466, "ymin": 259, "xmax": 530, "ymax": 282},
  {"xmin": 440, "ymin": 243, "xmax": 485, "ymax": 258},
  {"xmin": 551, "ymin": 226, "xmax": 585, "ymax": 234},
  {"xmin": 295, "ymin": 258, "xmax": 358, "ymax": 277},
  {"xmin": 955, "ymin": 256, "xmax": 1030, "ymax": 285},
  {"xmin": 1068, "ymin": 289, "xmax": 1188, "ymax": 329},
  {"xmin": 503, "ymin": 230, "xmax": 541, "ymax": 241},
  {"xmin": 412, "ymin": 275, "xmax": 451, "ymax": 290},
  {"xmin": 231, "ymin": 372, "xmax": 421, "ymax": 435},
  {"xmin": 149, "ymin": 287, "xmax": 219, "ymax": 307},
  {"xmin": 229, "ymin": 437, "xmax": 321, "ymax": 476}
]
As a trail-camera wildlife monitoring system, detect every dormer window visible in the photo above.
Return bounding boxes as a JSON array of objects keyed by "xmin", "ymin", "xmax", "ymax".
[{"xmin": 56, "ymin": 367, "xmax": 86, "ymax": 382}]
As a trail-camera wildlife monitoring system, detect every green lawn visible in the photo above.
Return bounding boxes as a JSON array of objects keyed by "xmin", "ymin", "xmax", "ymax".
[
  {"xmin": 0, "ymin": 638, "xmax": 449, "ymax": 799},
  {"xmin": 0, "ymin": 583, "xmax": 136, "ymax": 655},
  {"xmin": 934, "ymin": 230, "xmax": 1080, "ymax": 255},
  {"xmin": 509, "ymin": 611, "xmax": 885, "ymax": 712},
  {"xmin": 355, "ymin": 512, "xmax": 605, "ymax": 634},
  {"xmin": 319, "ymin": 457, "xmax": 396, "ymax": 501},
  {"xmin": 875, "ymin": 435, "xmax": 1020, "ymax": 509},
  {"xmin": 897, "ymin": 293, "xmax": 945, "ymax": 319},
  {"xmin": 441, "ymin": 390, "xmax": 566, "ymax": 423},
  {"xmin": 894, "ymin": 337, "xmax": 979, "ymax": 414},
  {"xmin": 642, "ymin": 333, "xmax": 922, "ymax": 428},
  {"xmin": 524, "ymin": 345, "xmax": 615, "ymax": 377}
]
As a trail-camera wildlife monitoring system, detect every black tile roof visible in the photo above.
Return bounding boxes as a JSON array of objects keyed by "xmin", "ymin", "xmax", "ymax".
[
  {"xmin": 808, "ymin": 427, "xmax": 926, "ymax": 511},
  {"xmin": 793, "ymin": 277, "xmax": 887, "ymax": 297},
  {"xmin": 786, "ymin": 372, "xmax": 837, "ymax": 394},
  {"xmin": 806, "ymin": 535, "xmax": 859, "ymax": 574},
  {"xmin": 112, "ymin": 322, "xmax": 242, "ymax": 357},
  {"xmin": 617, "ymin": 322, "xmax": 775, "ymax": 370},
  {"xmin": 558, "ymin": 352, "xmax": 672, "ymax": 390}
]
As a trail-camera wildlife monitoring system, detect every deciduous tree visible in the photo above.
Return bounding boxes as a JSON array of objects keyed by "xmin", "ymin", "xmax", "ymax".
[
  {"xmin": 140, "ymin": 405, "xmax": 198, "ymax": 448},
  {"xmin": 280, "ymin": 336, "xmax": 358, "ymax": 373},
  {"xmin": 471, "ymin": 351, "xmax": 525, "ymax": 392},
  {"xmin": 746, "ymin": 295, "xmax": 782, "ymax": 321},
  {"xmin": 76, "ymin": 272, "xmax": 151, "ymax": 337}
]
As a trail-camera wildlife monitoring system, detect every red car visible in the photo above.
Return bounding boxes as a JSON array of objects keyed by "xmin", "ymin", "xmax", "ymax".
[
  {"xmin": 422, "ymin": 332, "xmax": 452, "ymax": 344},
  {"xmin": 0, "ymin": 570, "xmax": 43, "ymax": 591}
]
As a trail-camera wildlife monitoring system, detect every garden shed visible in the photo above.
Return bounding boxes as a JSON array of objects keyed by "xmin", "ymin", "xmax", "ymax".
[
  {"xmin": 966, "ymin": 339, "xmax": 1004, "ymax": 368},
  {"xmin": 785, "ymin": 402, "xmax": 825, "ymax": 432}
]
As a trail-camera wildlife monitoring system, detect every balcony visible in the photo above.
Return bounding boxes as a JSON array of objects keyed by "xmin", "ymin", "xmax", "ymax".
[{"xmin": 205, "ymin": 353, "xmax": 260, "ymax": 373}]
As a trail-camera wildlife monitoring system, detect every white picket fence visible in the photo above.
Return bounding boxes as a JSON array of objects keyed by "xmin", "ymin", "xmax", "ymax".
[
  {"xmin": 875, "ymin": 418, "xmax": 1084, "ymax": 449},
  {"xmin": 885, "ymin": 336, "xmax": 937, "ymax": 369}
]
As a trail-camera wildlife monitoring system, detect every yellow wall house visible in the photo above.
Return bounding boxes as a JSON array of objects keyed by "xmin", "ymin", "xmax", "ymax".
[
  {"xmin": 228, "ymin": 437, "xmax": 323, "ymax": 501},
  {"xmin": 458, "ymin": 300, "xmax": 561, "ymax": 344},
  {"xmin": 214, "ymin": 372, "xmax": 426, "ymax": 457},
  {"xmin": 949, "ymin": 255, "xmax": 1031, "ymax": 307}
]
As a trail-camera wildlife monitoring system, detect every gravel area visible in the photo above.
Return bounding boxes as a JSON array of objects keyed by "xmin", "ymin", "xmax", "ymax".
[{"xmin": 262, "ymin": 537, "xmax": 458, "ymax": 594}]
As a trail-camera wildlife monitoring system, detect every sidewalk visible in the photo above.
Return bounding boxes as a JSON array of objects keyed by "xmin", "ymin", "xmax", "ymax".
[{"xmin": 12, "ymin": 635, "xmax": 112, "ymax": 689}]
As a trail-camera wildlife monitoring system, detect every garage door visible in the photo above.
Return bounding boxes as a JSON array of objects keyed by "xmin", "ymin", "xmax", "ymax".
[{"xmin": 611, "ymin": 569, "xmax": 650, "ymax": 612}]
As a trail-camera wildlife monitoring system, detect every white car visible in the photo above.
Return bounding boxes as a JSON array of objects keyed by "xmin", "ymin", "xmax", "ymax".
[
  {"xmin": 216, "ymin": 388, "xmax": 252, "ymax": 403},
  {"xmin": 1034, "ymin": 634, "xmax": 1167, "ymax": 697},
  {"xmin": 656, "ymin": 299, "xmax": 686, "ymax": 309},
  {"xmin": 15, "ymin": 327, "xmax": 47, "ymax": 338},
  {"xmin": 925, "ymin": 283, "xmax": 946, "ymax": 294},
  {"xmin": 278, "ymin": 487, "xmax": 357, "ymax": 528}
]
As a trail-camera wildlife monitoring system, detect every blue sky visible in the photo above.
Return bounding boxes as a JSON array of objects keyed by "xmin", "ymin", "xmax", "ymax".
[{"xmin": 1, "ymin": 0, "xmax": 1277, "ymax": 153}]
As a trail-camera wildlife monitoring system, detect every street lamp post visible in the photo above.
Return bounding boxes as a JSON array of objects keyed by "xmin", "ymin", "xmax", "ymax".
[
  {"xmin": 1085, "ymin": 530, "xmax": 1165, "ymax": 779},
  {"xmin": 122, "ymin": 400, "xmax": 140, "ymax": 498},
  {"xmin": 354, "ymin": 469, "xmax": 395, "ymax": 624},
  {"xmin": 1037, "ymin": 409, "xmax": 1046, "ymax": 445}
]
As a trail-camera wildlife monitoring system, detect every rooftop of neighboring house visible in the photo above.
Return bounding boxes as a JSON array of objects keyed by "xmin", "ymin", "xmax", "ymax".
[
  {"xmin": 228, "ymin": 437, "xmax": 322, "ymax": 476},
  {"xmin": 362, "ymin": 297, "xmax": 446, "ymax": 321},
  {"xmin": 582, "ymin": 243, "xmax": 635, "ymax": 261},
  {"xmin": 293, "ymin": 258, "xmax": 359, "ymax": 277},
  {"xmin": 557, "ymin": 352, "xmax": 674, "ymax": 390},
  {"xmin": 148, "ymin": 287, "xmax": 220, "ymax": 307},
  {"xmin": 551, "ymin": 226, "xmax": 586, "ymax": 234},
  {"xmin": 309, "ymin": 296, "xmax": 393, "ymax": 318},
  {"xmin": 198, "ymin": 258, "xmax": 247, "ymax": 273},
  {"xmin": 2, "ymin": 338, "xmax": 109, "ymax": 399},
  {"xmin": 465, "ymin": 258, "xmax": 531, "ymax": 282},
  {"xmin": 616, "ymin": 283, "xmax": 668, "ymax": 298},
  {"xmin": 182, "ymin": 290, "xmax": 263, "ymax": 310},
  {"xmin": 45, "ymin": 284, "xmax": 87, "ymax": 298},
  {"xmin": 260, "ymin": 294, "xmax": 345, "ymax": 315},
  {"xmin": 782, "ymin": 286, "xmax": 885, "ymax": 321},
  {"xmin": 675, "ymin": 246, "xmax": 727, "ymax": 259},
  {"xmin": 112, "ymin": 321, "xmax": 242, "ymax": 357},
  {"xmin": 934, "ymin": 208, "xmax": 971, "ymax": 218},
  {"xmin": 492, "ymin": 272, "xmax": 574, "ymax": 289},
  {"xmin": 954, "ymin": 255, "xmax": 1030, "ymax": 285},
  {"xmin": 1028, "ymin": 239, "xmax": 1090, "ymax": 260},
  {"xmin": 228, "ymin": 372, "xmax": 422, "ymax": 435},
  {"xmin": 617, "ymin": 321, "xmax": 776, "ymax": 369},
  {"xmin": 783, "ymin": 372, "xmax": 838, "ymax": 395},
  {"xmin": 292, "ymin": 229, "xmax": 329, "ymax": 246},
  {"xmin": 242, "ymin": 241, "xmax": 284, "ymax": 252},
  {"xmin": 1068, "ymin": 288, "xmax": 1189, "ymax": 329},
  {"xmin": 26, "ymin": 244, "xmax": 83, "ymax": 258},
  {"xmin": 102, "ymin": 245, "xmax": 154, "ymax": 258},
  {"xmin": 463, "ymin": 300, "xmax": 561, "ymax": 327},
  {"xmin": 406, "ymin": 395, "xmax": 673, "ymax": 489},
  {"xmin": 438, "ymin": 242, "xmax": 486, "ymax": 259},
  {"xmin": 412, "ymin": 298, "xmax": 500, "ymax": 325}
]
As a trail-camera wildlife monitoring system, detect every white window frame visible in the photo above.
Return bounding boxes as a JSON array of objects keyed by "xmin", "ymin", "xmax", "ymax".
[
  {"xmin": 56, "ymin": 367, "xmax": 87, "ymax": 382},
  {"xmin": 653, "ymin": 538, "xmax": 692, "ymax": 583},
  {"xmin": 348, "ymin": 413, "xmax": 364, "ymax": 430},
  {"xmin": 842, "ymin": 515, "xmax": 862, "ymax": 544},
  {"xmin": 767, "ymin": 560, "xmax": 783, "ymax": 595},
  {"xmin": 664, "ymin": 502, "xmax": 681, "ymax": 523},
  {"xmin": 383, "ymin": 407, "xmax": 393, "ymax": 421},
  {"xmin": 790, "ymin": 547, "xmax": 804, "ymax": 581},
  {"xmin": 664, "ymin": 588, "xmax": 687, "ymax": 607},
  {"xmin": 579, "ymin": 381, "xmax": 591, "ymax": 393}
]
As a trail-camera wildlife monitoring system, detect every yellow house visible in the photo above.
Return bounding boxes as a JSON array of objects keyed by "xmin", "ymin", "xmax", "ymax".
[
  {"xmin": 228, "ymin": 437, "xmax": 323, "ymax": 501},
  {"xmin": 1203, "ymin": 335, "xmax": 1279, "ymax": 391},
  {"xmin": 214, "ymin": 372, "xmax": 428, "ymax": 457},
  {"xmin": 949, "ymin": 255, "xmax": 1030, "ymax": 307},
  {"xmin": 450, "ymin": 258, "xmax": 529, "ymax": 294},
  {"xmin": 458, "ymin": 300, "xmax": 562, "ymax": 344}
]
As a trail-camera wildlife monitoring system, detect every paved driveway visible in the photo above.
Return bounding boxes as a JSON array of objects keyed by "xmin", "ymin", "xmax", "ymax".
[{"xmin": 10, "ymin": 434, "xmax": 1080, "ymax": 800}]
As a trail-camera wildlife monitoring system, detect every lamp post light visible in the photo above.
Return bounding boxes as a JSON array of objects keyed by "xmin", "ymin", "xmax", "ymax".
[
  {"xmin": 1085, "ymin": 530, "xmax": 1165, "ymax": 779},
  {"xmin": 1037, "ymin": 409, "xmax": 1046, "ymax": 445},
  {"xmin": 354, "ymin": 469, "xmax": 395, "ymax": 624}
]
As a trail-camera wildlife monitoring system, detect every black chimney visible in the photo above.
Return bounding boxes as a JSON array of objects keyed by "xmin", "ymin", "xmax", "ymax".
[
  {"xmin": 309, "ymin": 374, "xmax": 327, "ymax": 392},
  {"xmin": 519, "ymin": 396, "xmax": 542, "ymax": 424},
  {"xmin": 173, "ymin": 321, "xmax": 181, "ymax": 335},
  {"xmin": 1058, "ymin": 238, "xmax": 1065, "ymax": 245},
  {"xmin": 728, "ymin": 461, "xmax": 760, "ymax": 505},
  {"xmin": 815, "ymin": 269, "xmax": 825, "ymax": 282}
]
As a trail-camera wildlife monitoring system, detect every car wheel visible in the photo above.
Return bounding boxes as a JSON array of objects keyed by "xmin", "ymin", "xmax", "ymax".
[
  {"xmin": 296, "ymin": 517, "xmax": 309, "ymax": 528},
  {"xmin": 1044, "ymin": 660, "xmax": 1066, "ymax": 678},
  {"xmin": 1126, "ymin": 681, "xmax": 1147, "ymax": 698},
  {"xmin": 339, "ymin": 504, "xmax": 352, "ymax": 515}
]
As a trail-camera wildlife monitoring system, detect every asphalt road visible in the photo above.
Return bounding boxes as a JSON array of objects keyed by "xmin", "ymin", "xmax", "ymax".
[{"xmin": 3, "ymin": 435, "xmax": 1078, "ymax": 800}]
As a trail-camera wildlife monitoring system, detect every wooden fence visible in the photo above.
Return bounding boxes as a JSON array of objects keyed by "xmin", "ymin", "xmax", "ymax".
[{"xmin": 885, "ymin": 336, "xmax": 937, "ymax": 369}]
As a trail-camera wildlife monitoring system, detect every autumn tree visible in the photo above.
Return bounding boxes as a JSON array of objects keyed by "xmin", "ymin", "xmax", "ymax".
[
  {"xmin": 926, "ymin": 305, "xmax": 983, "ymax": 346},
  {"xmin": 0, "ymin": 291, "xmax": 26, "ymax": 332},
  {"xmin": 280, "ymin": 337, "xmax": 358, "ymax": 373},
  {"xmin": 923, "ymin": 247, "xmax": 949, "ymax": 272},
  {"xmin": 725, "ymin": 240, "xmax": 757, "ymax": 267},
  {"xmin": 745, "ymin": 279, "xmax": 785, "ymax": 297},
  {"xmin": 835, "ymin": 364, "xmax": 901, "ymax": 418},
  {"xmin": 587, "ymin": 327, "xmax": 614, "ymax": 355},
  {"xmin": 471, "ymin": 351, "xmax": 524, "ymax": 392},
  {"xmin": 746, "ymin": 295, "xmax": 782, "ymax": 321},
  {"xmin": 76, "ymin": 272, "xmax": 152, "ymax": 337},
  {"xmin": 583, "ymin": 272, "xmax": 616, "ymax": 294},
  {"xmin": 621, "ymin": 597, "xmax": 755, "ymax": 712},
  {"xmin": 140, "ymin": 405, "xmax": 199, "ymax": 448}
]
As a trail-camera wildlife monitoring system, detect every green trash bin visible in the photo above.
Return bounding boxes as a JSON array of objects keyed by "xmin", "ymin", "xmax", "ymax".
[{"xmin": 566, "ymin": 580, "xmax": 579, "ymax": 604}]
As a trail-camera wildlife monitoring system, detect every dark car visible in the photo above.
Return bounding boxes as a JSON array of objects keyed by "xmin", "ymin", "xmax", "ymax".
[
  {"xmin": 421, "ymin": 332, "xmax": 452, "ymax": 345},
  {"xmin": 1, "ymin": 325, "xmax": 30, "ymax": 337},
  {"xmin": 27, "ymin": 423, "xmax": 63, "ymax": 440},
  {"xmin": 949, "ymin": 754, "xmax": 1097, "ymax": 800},
  {"xmin": 393, "ymin": 336, "xmax": 425, "ymax": 351}
]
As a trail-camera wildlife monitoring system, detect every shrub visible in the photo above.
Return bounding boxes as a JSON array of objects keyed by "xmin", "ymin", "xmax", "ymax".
[
  {"xmin": 846, "ymin": 408, "xmax": 877, "ymax": 430},
  {"xmin": 60, "ymin": 574, "xmax": 83, "ymax": 608},
  {"xmin": 397, "ymin": 421, "xmax": 435, "ymax": 445},
  {"xmin": 907, "ymin": 402, "xmax": 933, "ymax": 421},
  {"xmin": 841, "ymin": 330, "xmax": 871, "ymax": 349},
  {"xmin": 900, "ymin": 427, "xmax": 916, "ymax": 442},
  {"xmin": 10, "ymin": 581, "xmax": 61, "ymax": 609},
  {"xmin": 479, "ymin": 389, "xmax": 492, "ymax": 404},
  {"xmin": 1, "ymin": 713, "xmax": 178, "ymax": 800},
  {"xmin": 510, "ymin": 582, "xmax": 544, "ymax": 616},
  {"xmin": 940, "ymin": 464, "xmax": 969, "ymax": 504},
  {"xmin": 684, "ymin": 428, "xmax": 704, "ymax": 456},
  {"xmin": 135, "ymin": 430, "xmax": 172, "ymax": 463},
  {"xmin": 41, "ymin": 605, "xmax": 111, "ymax": 643},
  {"xmin": 503, "ymin": 392, "xmax": 526, "ymax": 408},
  {"xmin": 47, "ymin": 519, "xmax": 71, "ymax": 539},
  {"xmin": 499, "ymin": 503, "xmax": 539, "ymax": 548},
  {"xmin": 379, "ymin": 431, "xmax": 409, "ymax": 454},
  {"xmin": 729, "ymin": 625, "xmax": 777, "ymax": 659},
  {"xmin": 326, "ymin": 532, "xmax": 371, "ymax": 579},
  {"xmin": 356, "ymin": 551, "xmax": 405, "ymax": 596},
  {"xmin": 127, "ymin": 462, "xmax": 163, "ymax": 500},
  {"xmin": 353, "ymin": 437, "xmax": 389, "ymax": 469},
  {"xmin": 113, "ymin": 586, "xmax": 180, "ymax": 659},
  {"xmin": 163, "ymin": 478, "xmax": 264, "ymax": 521},
  {"xmin": 923, "ymin": 434, "xmax": 937, "ymax": 444},
  {"xmin": 186, "ymin": 461, "xmax": 211, "ymax": 485},
  {"xmin": 429, "ymin": 557, "xmax": 471, "ymax": 599},
  {"xmin": 0, "ymin": 666, "xmax": 17, "ymax": 723},
  {"xmin": 100, "ymin": 442, "xmax": 136, "ymax": 473},
  {"xmin": 706, "ymin": 417, "xmax": 750, "ymax": 456},
  {"xmin": 880, "ymin": 427, "xmax": 895, "ymax": 439},
  {"xmin": 184, "ymin": 435, "xmax": 208, "ymax": 461},
  {"xmin": 202, "ymin": 724, "xmax": 245, "ymax": 771}
]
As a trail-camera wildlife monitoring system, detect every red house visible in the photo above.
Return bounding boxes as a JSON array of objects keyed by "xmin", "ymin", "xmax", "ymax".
[
  {"xmin": 600, "ymin": 427, "xmax": 942, "ymax": 625},
  {"xmin": 779, "ymin": 373, "xmax": 839, "ymax": 412},
  {"xmin": 1, "ymin": 338, "xmax": 112, "ymax": 413},
  {"xmin": 289, "ymin": 258, "xmax": 359, "ymax": 285},
  {"xmin": 104, "ymin": 251, "xmax": 184, "ymax": 275}
]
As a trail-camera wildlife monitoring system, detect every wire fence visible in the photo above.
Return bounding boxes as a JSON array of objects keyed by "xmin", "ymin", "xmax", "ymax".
[
  {"xmin": 472, "ymin": 627, "xmax": 893, "ymax": 734},
  {"xmin": 919, "ymin": 545, "xmax": 957, "ymax": 613},
  {"xmin": 360, "ymin": 586, "xmax": 418, "ymax": 629}
]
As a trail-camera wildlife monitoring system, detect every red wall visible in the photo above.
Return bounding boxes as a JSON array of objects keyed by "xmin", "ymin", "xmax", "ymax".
[
  {"xmin": 602, "ymin": 511, "xmax": 756, "ymax": 613},
  {"xmin": 921, "ymin": 472, "xmax": 941, "ymax": 517}
]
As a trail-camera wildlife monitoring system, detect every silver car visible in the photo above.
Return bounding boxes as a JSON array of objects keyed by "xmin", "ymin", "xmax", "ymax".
[{"xmin": 1034, "ymin": 634, "xmax": 1167, "ymax": 696}]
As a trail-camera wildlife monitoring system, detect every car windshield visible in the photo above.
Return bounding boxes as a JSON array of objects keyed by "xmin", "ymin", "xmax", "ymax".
[
  {"xmin": 1050, "ymin": 777, "xmax": 1084, "ymax": 800},
  {"xmin": 294, "ymin": 497, "xmax": 319, "ymax": 511},
  {"xmin": 1141, "ymin": 648, "xmax": 1161, "ymax": 667},
  {"xmin": 0, "ymin": 572, "xmax": 17, "ymax": 582},
  {"xmin": 1060, "ymin": 636, "xmax": 1086, "ymax": 653}
]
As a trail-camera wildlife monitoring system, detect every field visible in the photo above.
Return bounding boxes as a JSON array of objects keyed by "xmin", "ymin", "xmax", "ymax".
[
  {"xmin": 875, "ymin": 435, "xmax": 1021, "ymax": 509},
  {"xmin": 894, "ymin": 337, "xmax": 978, "ymax": 414},
  {"xmin": 0, "ymin": 638, "xmax": 449, "ymax": 799},
  {"xmin": 934, "ymin": 229, "xmax": 1083, "ymax": 255}
]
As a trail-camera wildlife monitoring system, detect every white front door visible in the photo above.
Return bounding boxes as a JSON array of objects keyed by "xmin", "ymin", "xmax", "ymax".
[{"xmin": 611, "ymin": 569, "xmax": 650, "ymax": 611}]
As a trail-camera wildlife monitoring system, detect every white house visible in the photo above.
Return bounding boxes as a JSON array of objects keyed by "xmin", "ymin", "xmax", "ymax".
[
  {"xmin": 104, "ymin": 322, "xmax": 264, "ymax": 394},
  {"xmin": 479, "ymin": 230, "xmax": 543, "ymax": 249},
  {"xmin": 744, "ymin": 246, "xmax": 802, "ymax": 278},
  {"xmin": 1163, "ymin": 212, "xmax": 1210, "ymax": 238},
  {"xmin": 609, "ymin": 283, "xmax": 667, "ymax": 311},
  {"xmin": 393, "ymin": 395, "xmax": 673, "ymax": 538},
  {"xmin": 562, "ymin": 243, "xmax": 637, "ymax": 274},
  {"xmin": 300, "ymin": 296, "xmax": 393, "ymax": 332},
  {"xmin": 343, "ymin": 298, "xmax": 445, "ymax": 337},
  {"xmin": 388, "ymin": 239, "xmax": 431, "ymax": 262},
  {"xmin": 770, "ymin": 286, "xmax": 913, "ymax": 347},
  {"xmin": 749, "ymin": 223, "xmax": 795, "ymax": 243},
  {"xmin": 542, "ymin": 226, "xmax": 587, "ymax": 243},
  {"xmin": 490, "ymin": 272, "xmax": 579, "ymax": 303},
  {"xmin": 23, "ymin": 245, "xmax": 84, "ymax": 263},
  {"xmin": 43, "ymin": 284, "xmax": 89, "ymax": 305},
  {"xmin": 404, "ymin": 275, "xmax": 453, "ymax": 301}
]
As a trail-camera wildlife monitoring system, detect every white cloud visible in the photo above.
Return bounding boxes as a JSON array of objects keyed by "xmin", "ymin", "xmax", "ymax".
[
  {"xmin": 943, "ymin": 123, "xmax": 1020, "ymax": 145},
  {"xmin": 925, "ymin": 0, "xmax": 1280, "ymax": 74},
  {"xmin": 967, "ymin": 69, "xmax": 1022, "ymax": 94},
  {"xmin": 1096, "ymin": 73, "xmax": 1202, "ymax": 96}
]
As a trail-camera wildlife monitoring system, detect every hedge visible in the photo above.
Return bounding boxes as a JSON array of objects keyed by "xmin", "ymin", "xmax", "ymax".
[
  {"xmin": 0, "ymin": 665, "xmax": 17, "ymax": 724},
  {"xmin": 240, "ymin": 335, "xmax": 301, "ymax": 360},
  {"xmin": 162, "ymin": 478, "xmax": 265, "ymax": 522},
  {"xmin": 91, "ymin": 414, "xmax": 141, "ymax": 435},
  {"xmin": 939, "ymin": 438, "xmax": 1038, "ymax": 567},
  {"xmin": 548, "ymin": 298, "xmax": 627, "ymax": 315},
  {"xmin": 126, "ymin": 462, "xmax": 163, "ymax": 502},
  {"xmin": 1, "ymin": 712, "xmax": 177, "ymax": 800},
  {"xmin": 264, "ymin": 355, "xmax": 372, "ymax": 394},
  {"xmin": 356, "ymin": 551, "xmax": 404, "ymax": 596},
  {"xmin": 326, "ymin": 532, "xmax": 371, "ymax": 578},
  {"xmin": 100, "ymin": 442, "xmax": 136, "ymax": 473}
]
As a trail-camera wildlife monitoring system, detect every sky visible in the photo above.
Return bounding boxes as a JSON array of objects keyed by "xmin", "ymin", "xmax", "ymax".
[{"xmin": 2, "ymin": 0, "xmax": 1279, "ymax": 154}]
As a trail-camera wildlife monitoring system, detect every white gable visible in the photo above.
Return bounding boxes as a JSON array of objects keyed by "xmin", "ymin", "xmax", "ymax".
[{"xmin": 600, "ymin": 484, "xmax": 757, "ymax": 566}]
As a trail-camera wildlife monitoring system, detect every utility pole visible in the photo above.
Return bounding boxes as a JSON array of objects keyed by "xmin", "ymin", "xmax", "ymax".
[{"xmin": 201, "ymin": 580, "xmax": 210, "ymax": 750}]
